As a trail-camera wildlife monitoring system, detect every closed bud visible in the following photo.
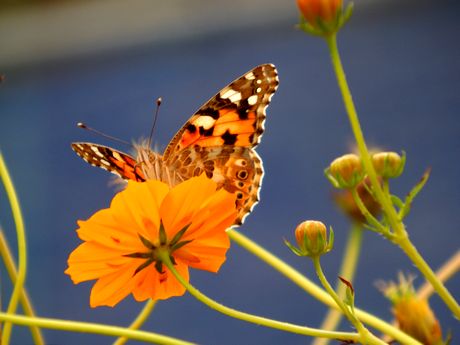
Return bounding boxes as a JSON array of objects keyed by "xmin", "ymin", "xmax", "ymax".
[
  {"xmin": 294, "ymin": 220, "xmax": 333, "ymax": 256},
  {"xmin": 297, "ymin": 0, "xmax": 353, "ymax": 36},
  {"xmin": 326, "ymin": 153, "xmax": 364, "ymax": 189},
  {"xmin": 372, "ymin": 151, "xmax": 405, "ymax": 179}
]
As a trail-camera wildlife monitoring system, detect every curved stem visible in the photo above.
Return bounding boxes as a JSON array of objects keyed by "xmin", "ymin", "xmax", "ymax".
[
  {"xmin": 0, "ymin": 312, "xmax": 192, "ymax": 345},
  {"xmin": 227, "ymin": 229, "xmax": 422, "ymax": 345},
  {"xmin": 0, "ymin": 230, "xmax": 45, "ymax": 345},
  {"xmin": 312, "ymin": 256, "xmax": 385, "ymax": 345},
  {"xmin": 112, "ymin": 299, "xmax": 157, "ymax": 345},
  {"xmin": 325, "ymin": 35, "xmax": 460, "ymax": 318},
  {"xmin": 159, "ymin": 252, "xmax": 362, "ymax": 342},
  {"xmin": 0, "ymin": 152, "xmax": 28, "ymax": 345},
  {"xmin": 350, "ymin": 188, "xmax": 386, "ymax": 234},
  {"xmin": 313, "ymin": 223, "xmax": 363, "ymax": 345}
]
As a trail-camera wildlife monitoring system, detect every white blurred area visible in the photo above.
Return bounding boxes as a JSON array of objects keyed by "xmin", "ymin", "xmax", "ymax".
[
  {"xmin": 0, "ymin": 0, "xmax": 384, "ymax": 67},
  {"xmin": 0, "ymin": 0, "xmax": 297, "ymax": 67}
]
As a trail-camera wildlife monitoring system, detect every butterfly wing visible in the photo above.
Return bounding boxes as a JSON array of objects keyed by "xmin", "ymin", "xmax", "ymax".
[
  {"xmin": 163, "ymin": 64, "xmax": 279, "ymax": 224},
  {"xmin": 71, "ymin": 143, "xmax": 146, "ymax": 182}
]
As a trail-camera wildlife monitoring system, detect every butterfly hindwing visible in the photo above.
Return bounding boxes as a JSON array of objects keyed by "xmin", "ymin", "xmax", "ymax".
[
  {"xmin": 166, "ymin": 145, "xmax": 264, "ymax": 224},
  {"xmin": 71, "ymin": 143, "xmax": 146, "ymax": 182}
]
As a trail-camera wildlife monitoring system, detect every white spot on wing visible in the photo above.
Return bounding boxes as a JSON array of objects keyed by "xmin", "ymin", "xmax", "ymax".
[
  {"xmin": 113, "ymin": 152, "xmax": 123, "ymax": 161},
  {"xmin": 91, "ymin": 146, "xmax": 104, "ymax": 157},
  {"xmin": 220, "ymin": 88, "xmax": 242, "ymax": 102},
  {"xmin": 247, "ymin": 95, "xmax": 258, "ymax": 105},
  {"xmin": 245, "ymin": 72, "xmax": 255, "ymax": 80},
  {"xmin": 194, "ymin": 115, "xmax": 216, "ymax": 129}
]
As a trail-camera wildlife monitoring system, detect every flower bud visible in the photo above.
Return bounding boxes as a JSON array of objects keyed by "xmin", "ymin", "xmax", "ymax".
[
  {"xmin": 294, "ymin": 220, "xmax": 333, "ymax": 256},
  {"xmin": 379, "ymin": 274, "xmax": 443, "ymax": 345},
  {"xmin": 297, "ymin": 0, "xmax": 353, "ymax": 36},
  {"xmin": 326, "ymin": 154, "xmax": 364, "ymax": 189},
  {"xmin": 297, "ymin": 0, "xmax": 342, "ymax": 23},
  {"xmin": 372, "ymin": 152, "xmax": 405, "ymax": 179}
]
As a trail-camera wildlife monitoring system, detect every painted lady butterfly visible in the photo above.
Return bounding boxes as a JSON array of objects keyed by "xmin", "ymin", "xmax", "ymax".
[{"xmin": 72, "ymin": 64, "xmax": 279, "ymax": 225}]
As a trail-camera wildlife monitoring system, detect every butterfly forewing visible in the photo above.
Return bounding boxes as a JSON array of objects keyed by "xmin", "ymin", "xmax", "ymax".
[
  {"xmin": 163, "ymin": 64, "xmax": 278, "ymax": 159},
  {"xmin": 71, "ymin": 143, "xmax": 146, "ymax": 182}
]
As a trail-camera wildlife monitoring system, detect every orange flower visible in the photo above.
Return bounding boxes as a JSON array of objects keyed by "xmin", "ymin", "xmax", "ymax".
[{"xmin": 65, "ymin": 174, "xmax": 237, "ymax": 307}]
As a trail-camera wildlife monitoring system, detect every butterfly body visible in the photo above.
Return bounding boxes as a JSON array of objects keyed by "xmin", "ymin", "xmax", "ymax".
[{"xmin": 72, "ymin": 64, "xmax": 279, "ymax": 224}]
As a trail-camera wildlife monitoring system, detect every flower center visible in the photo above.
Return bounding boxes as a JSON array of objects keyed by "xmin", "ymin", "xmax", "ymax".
[{"xmin": 124, "ymin": 220, "xmax": 192, "ymax": 275}]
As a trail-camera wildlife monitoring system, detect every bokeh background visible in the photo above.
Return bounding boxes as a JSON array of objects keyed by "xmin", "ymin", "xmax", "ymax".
[{"xmin": 1, "ymin": 0, "xmax": 459, "ymax": 344}]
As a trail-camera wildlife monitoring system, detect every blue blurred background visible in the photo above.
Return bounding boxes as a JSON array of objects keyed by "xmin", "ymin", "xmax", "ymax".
[{"xmin": 0, "ymin": 0, "xmax": 459, "ymax": 344}]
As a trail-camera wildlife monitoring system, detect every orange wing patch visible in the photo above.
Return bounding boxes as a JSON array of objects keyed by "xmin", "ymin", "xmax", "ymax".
[{"xmin": 178, "ymin": 109, "xmax": 258, "ymax": 148}]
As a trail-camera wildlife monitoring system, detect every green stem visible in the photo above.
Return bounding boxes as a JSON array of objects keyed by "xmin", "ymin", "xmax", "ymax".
[
  {"xmin": 418, "ymin": 250, "xmax": 460, "ymax": 300},
  {"xmin": 0, "ymin": 152, "xmax": 28, "ymax": 345},
  {"xmin": 0, "ymin": 312, "xmax": 192, "ymax": 345},
  {"xmin": 0, "ymin": 230, "xmax": 45, "ymax": 345},
  {"xmin": 313, "ymin": 224, "xmax": 363, "ymax": 345},
  {"xmin": 227, "ymin": 229, "xmax": 422, "ymax": 345},
  {"xmin": 325, "ymin": 34, "xmax": 460, "ymax": 318},
  {"xmin": 312, "ymin": 256, "xmax": 385, "ymax": 345},
  {"xmin": 350, "ymin": 188, "xmax": 388, "ymax": 235},
  {"xmin": 112, "ymin": 299, "xmax": 157, "ymax": 345},
  {"xmin": 159, "ymin": 251, "xmax": 362, "ymax": 343}
]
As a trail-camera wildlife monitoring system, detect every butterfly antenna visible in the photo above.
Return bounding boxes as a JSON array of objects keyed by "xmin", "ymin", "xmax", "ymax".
[
  {"xmin": 148, "ymin": 97, "xmax": 162, "ymax": 148},
  {"xmin": 77, "ymin": 122, "xmax": 131, "ymax": 147}
]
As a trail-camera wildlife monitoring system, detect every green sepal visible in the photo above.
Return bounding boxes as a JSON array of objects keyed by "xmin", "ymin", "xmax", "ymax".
[
  {"xmin": 138, "ymin": 233, "xmax": 155, "ymax": 250},
  {"xmin": 169, "ymin": 223, "xmax": 192, "ymax": 247},
  {"xmin": 399, "ymin": 167, "xmax": 431, "ymax": 220},
  {"xmin": 324, "ymin": 166, "xmax": 364, "ymax": 190},
  {"xmin": 155, "ymin": 260, "xmax": 164, "ymax": 274},
  {"xmin": 284, "ymin": 238, "xmax": 304, "ymax": 256},
  {"xmin": 324, "ymin": 167, "xmax": 340, "ymax": 188},
  {"xmin": 338, "ymin": 2, "xmax": 354, "ymax": 30},
  {"xmin": 339, "ymin": 276, "xmax": 355, "ymax": 313},
  {"xmin": 170, "ymin": 239, "xmax": 193, "ymax": 252},
  {"xmin": 124, "ymin": 251, "xmax": 151, "ymax": 259},
  {"xmin": 327, "ymin": 226, "xmax": 335, "ymax": 252},
  {"xmin": 390, "ymin": 194, "xmax": 404, "ymax": 211},
  {"xmin": 159, "ymin": 221, "xmax": 167, "ymax": 245},
  {"xmin": 134, "ymin": 257, "xmax": 155, "ymax": 275}
]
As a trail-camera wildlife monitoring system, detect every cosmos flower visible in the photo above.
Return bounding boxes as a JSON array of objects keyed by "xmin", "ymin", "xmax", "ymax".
[{"xmin": 65, "ymin": 174, "xmax": 237, "ymax": 307}]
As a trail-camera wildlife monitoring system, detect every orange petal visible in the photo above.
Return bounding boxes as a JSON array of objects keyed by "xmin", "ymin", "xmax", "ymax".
[
  {"xmin": 131, "ymin": 263, "xmax": 189, "ymax": 301},
  {"xmin": 110, "ymin": 180, "xmax": 169, "ymax": 241},
  {"xmin": 160, "ymin": 174, "xmax": 218, "ymax": 237},
  {"xmin": 89, "ymin": 261, "xmax": 139, "ymax": 307},
  {"xmin": 65, "ymin": 242, "xmax": 135, "ymax": 283},
  {"xmin": 182, "ymin": 188, "xmax": 236, "ymax": 241}
]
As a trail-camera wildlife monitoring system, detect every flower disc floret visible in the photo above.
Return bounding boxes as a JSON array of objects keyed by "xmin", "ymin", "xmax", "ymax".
[{"xmin": 65, "ymin": 174, "xmax": 237, "ymax": 307}]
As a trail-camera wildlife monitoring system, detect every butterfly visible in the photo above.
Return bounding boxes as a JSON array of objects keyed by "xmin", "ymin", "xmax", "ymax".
[{"xmin": 72, "ymin": 64, "xmax": 279, "ymax": 225}]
